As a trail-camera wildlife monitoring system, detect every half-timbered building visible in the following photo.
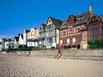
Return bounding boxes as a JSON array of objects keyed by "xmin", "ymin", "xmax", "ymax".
[{"xmin": 60, "ymin": 6, "xmax": 103, "ymax": 49}]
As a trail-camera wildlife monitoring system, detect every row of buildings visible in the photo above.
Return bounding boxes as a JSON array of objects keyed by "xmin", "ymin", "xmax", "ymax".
[
  {"xmin": 0, "ymin": 6, "xmax": 103, "ymax": 51},
  {"xmin": 0, "ymin": 16, "xmax": 62, "ymax": 51}
]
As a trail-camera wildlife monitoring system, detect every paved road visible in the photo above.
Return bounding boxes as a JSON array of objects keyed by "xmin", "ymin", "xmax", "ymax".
[{"xmin": 0, "ymin": 54, "xmax": 103, "ymax": 77}]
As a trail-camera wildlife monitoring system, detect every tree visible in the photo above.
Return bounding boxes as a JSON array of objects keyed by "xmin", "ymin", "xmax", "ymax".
[
  {"xmin": 100, "ymin": 39, "xmax": 103, "ymax": 48},
  {"xmin": 6, "ymin": 42, "xmax": 15, "ymax": 53},
  {"xmin": 88, "ymin": 40, "xmax": 93, "ymax": 49},
  {"xmin": 88, "ymin": 40, "xmax": 100, "ymax": 49},
  {"xmin": 93, "ymin": 40, "xmax": 100, "ymax": 49},
  {"xmin": 7, "ymin": 43, "xmax": 14, "ymax": 50}
]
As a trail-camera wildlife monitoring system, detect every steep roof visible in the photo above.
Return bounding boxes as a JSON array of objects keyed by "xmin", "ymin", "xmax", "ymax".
[
  {"xmin": 18, "ymin": 34, "xmax": 23, "ymax": 39},
  {"xmin": 15, "ymin": 36, "xmax": 19, "ymax": 42},
  {"xmin": 40, "ymin": 23, "xmax": 46, "ymax": 29},
  {"xmin": 49, "ymin": 16, "xmax": 63, "ymax": 28},
  {"xmin": 99, "ymin": 15, "xmax": 103, "ymax": 22},
  {"xmin": 61, "ymin": 11, "xmax": 103, "ymax": 29},
  {"xmin": 76, "ymin": 12, "xmax": 91, "ymax": 24},
  {"xmin": 3, "ymin": 38, "xmax": 12, "ymax": 42},
  {"xmin": 61, "ymin": 12, "xmax": 91, "ymax": 29},
  {"xmin": 25, "ymin": 29, "xmax": 30, "ymax": 33}
]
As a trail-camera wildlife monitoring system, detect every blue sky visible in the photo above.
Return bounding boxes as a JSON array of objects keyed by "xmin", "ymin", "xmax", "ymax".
[{"xmin": 0, "ymin": 0, "xmax": 103, "ymax": 37}]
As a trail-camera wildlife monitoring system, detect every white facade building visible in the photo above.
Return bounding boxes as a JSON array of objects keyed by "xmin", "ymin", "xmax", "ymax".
[
  {"xmin": 18, "ymin": 34, "xmax": 25, "ymax": 45},
  {"xmin": 26, "ymin": 28, "xmax": 40, "ymax": 47},
  {"xmin": 44, "ymin": 16, "xmax": 62, "ymax": 48},
  {"xmin": 0, "ymin": 38, "xmax": 4, "ymax": 51}
]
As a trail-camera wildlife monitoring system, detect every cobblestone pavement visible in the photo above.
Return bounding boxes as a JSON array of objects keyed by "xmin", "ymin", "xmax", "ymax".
[{"xmin": 0, "ymin": 54, "xmax": 103, "ymax": 77}]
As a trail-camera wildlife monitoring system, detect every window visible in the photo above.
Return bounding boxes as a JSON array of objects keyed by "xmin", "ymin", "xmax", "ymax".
[
  {"xmin": 47, "ymin": 24, "xmax": 54, "ymax": 29},
  {"xmin": 67, "ymin": 31, "xmax": 70, "ymax": 35},
  {"xmin": 0, "ymin": 42, "xmax": 2, "ymax": 45},
  {"xmin": 60, "ymin": 32, "xmax": 63, "ymax": 36},
  {"xmin": 69, "ymin": 30, "xmax": 72, "ymax": 34},
  {"xmin": 72, "ymin": 38, "xmax": 76, "ymax": 43},
  {"xmin": 73, "ymin": 29, "xmax": 76, "ymax": 33},
  {"xmin": 60, "ymin": 40, "xmax": 63, "ymax": 45},
  {"xmin": 76, "ymin": 28, "xmax": 80, "ymax": 33},
  {"xmin": 63, "ymin": 31, "xmax": 66, "ymax": 36},
  {"xmin": 77, "ymin": 37, "xmax": 81, "ymax": 42},
  {"xmin": 49, "ymin": 37, "xmax": 52, "ymax": 43},
  {"xmin": 48, "ymin": 25, "xmax": 51, "ymax": 29},
  {"xmin": 63, "ymin": 39, "xmax": 67, "ymax": 44},
  {"xmin": 67, "ymin": 39, "xmax": 70, "ymax": 44}
]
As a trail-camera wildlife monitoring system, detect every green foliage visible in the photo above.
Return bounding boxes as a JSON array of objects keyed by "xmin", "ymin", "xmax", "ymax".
[
  {"xmin": 88, "ymin": 40, "xmax": 93, "ymax": 48},
  {"xmin": 93, "ymin": 40, "xmax": 100, "ymax": 49},
  {"xmin": 50, "ymin": 46, "xmax": 56, "ymax": 50},
  {"xmin": 88, "ymin": 39, "xmax": 102, "ymax": 49},
  {"xmin": 0, "ymin": 42, "xmax": 2, "ymax": 45},
  {"xmin": 6, "ymin": 43, "xmax": 15, "ymax": 53},
  {"xmin": 18, "ymin": 45, "xmax": 32, "ymax": 51},
  {"xmin": 7, "ymin": 43, "xmax": 13, "ymax": 48},
  {"xmin": 100, "ymin": 39, "xmax": 103, "ymax": 48},
  {"xmin": 6, "ymin": 45, "xmax": 32, "ymax": 53}
]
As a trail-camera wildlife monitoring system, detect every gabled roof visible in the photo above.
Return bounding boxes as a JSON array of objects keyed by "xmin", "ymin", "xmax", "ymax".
[
  {"xmin": 61, "ymin": 11, "xmax": 103, "ymax": 29},
  {"xmin": 48, "ymin": 16, "xmax": 63, "ymax": 28},
  {"xmin": 61, "ymin": 12, "xmax": 91, "ymax": 29},
  {"xmin": 99, "ymin": 15, "xmax": 103, "ymax": 22},
  {"xmin": 3, "ymin": 38, "xmax": 12, "ymax": 42},
  {"xmin": 27, "ymin": 39, "xmax": 37, "ymax": 41},
  {"xmin": 76, "ymin": 12, "xmax": 91, "ymax": 24},
  {"xmin": 14, "ymin": 36, "xmax": 19, "ymax": 42},
  {"xmin": 25, "ymin": 29, "xmax": 30, "ymax": 33},
  {"xmin": 18, "ymin": 34, "xmax": 23, "ymax": 39},
  {"xmin": 40, "ymin": 23, "xmax": 46, "ymax": 29}
]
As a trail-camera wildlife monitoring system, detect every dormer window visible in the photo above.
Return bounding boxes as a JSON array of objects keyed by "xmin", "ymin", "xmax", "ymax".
[
  {"xmin": 67, "ymin": 15, "xmax": 76, "ymax": 23},
  {"xmin": 80, "ymin": 25, "xmax": 86, "ymax": 31},
  {"xmin": 65, "ymin": 23, "xmax": 68, "ymax": 26},
  {"xmin": 76, "ymin": 28, "xmax": 80, "ymax": 33}
]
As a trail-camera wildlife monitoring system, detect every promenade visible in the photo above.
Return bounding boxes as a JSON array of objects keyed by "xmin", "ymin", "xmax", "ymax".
[{"xmin": 0, "ymin": 53, "xmax": 103, "ymax": 77}]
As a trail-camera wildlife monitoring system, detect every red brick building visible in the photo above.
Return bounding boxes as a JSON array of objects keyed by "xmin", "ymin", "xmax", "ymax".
[{"xmin": 60, "ymin": 6, "xmax": 103, "ymax": 49}]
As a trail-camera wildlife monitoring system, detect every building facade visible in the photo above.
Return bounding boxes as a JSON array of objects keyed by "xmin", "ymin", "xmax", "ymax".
[
  {"xmin": 0, "ymin": 38, "xmax": 4, "ymax": 51},
  {"xmin": 3, "ymin": 39, "xmax": 14, "ymax": 50},
  {"xmin": 44, "ymin": 16, "xmax": 62, "ymax": 48},
  {"xmin": 18, "ymin": 34, "xmax": 25, "ymax": 45},
  {"xmin": 26, "ymin": 28, "xmax": 40, "ymax": 47},
  {"xmin": 60, "ymin": 6, "xmax": 103, "ymax": 49},
  {"xmin": 38, "ymin": 23, "xmax": 46, "ymax": 48},
  {"xmin": 12, "ymin": 36, "xmax": 19, "ymax": 48}
]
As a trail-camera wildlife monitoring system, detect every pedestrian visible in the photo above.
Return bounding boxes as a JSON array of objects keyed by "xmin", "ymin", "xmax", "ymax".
[
  {"xmin": 27, "ymin": 47, "xmax": 32, "ymax": 56},
  {"xmin": 55, "ymin": 45, "xmax": 64, "ymax": 59}
]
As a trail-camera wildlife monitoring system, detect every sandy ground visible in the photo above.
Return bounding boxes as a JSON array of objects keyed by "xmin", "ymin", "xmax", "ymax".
[{"xmin": 0, "ymin": 54, "xmax": 103, "ymax": 77}]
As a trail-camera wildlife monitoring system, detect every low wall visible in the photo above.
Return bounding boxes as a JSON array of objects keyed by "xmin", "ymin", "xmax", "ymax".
[
  {"xmin": 64, "ymin": 49, "xmax": 103, "ymax": 57},
  {"xmin": 1, "ymin": 49, "xmax": 103, "ymax": 58}
]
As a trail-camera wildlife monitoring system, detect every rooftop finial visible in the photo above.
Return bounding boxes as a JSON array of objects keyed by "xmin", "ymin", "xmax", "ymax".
[{"xmin": 89, "ymin": 5, "xmax": 93, "ymax": 13}]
